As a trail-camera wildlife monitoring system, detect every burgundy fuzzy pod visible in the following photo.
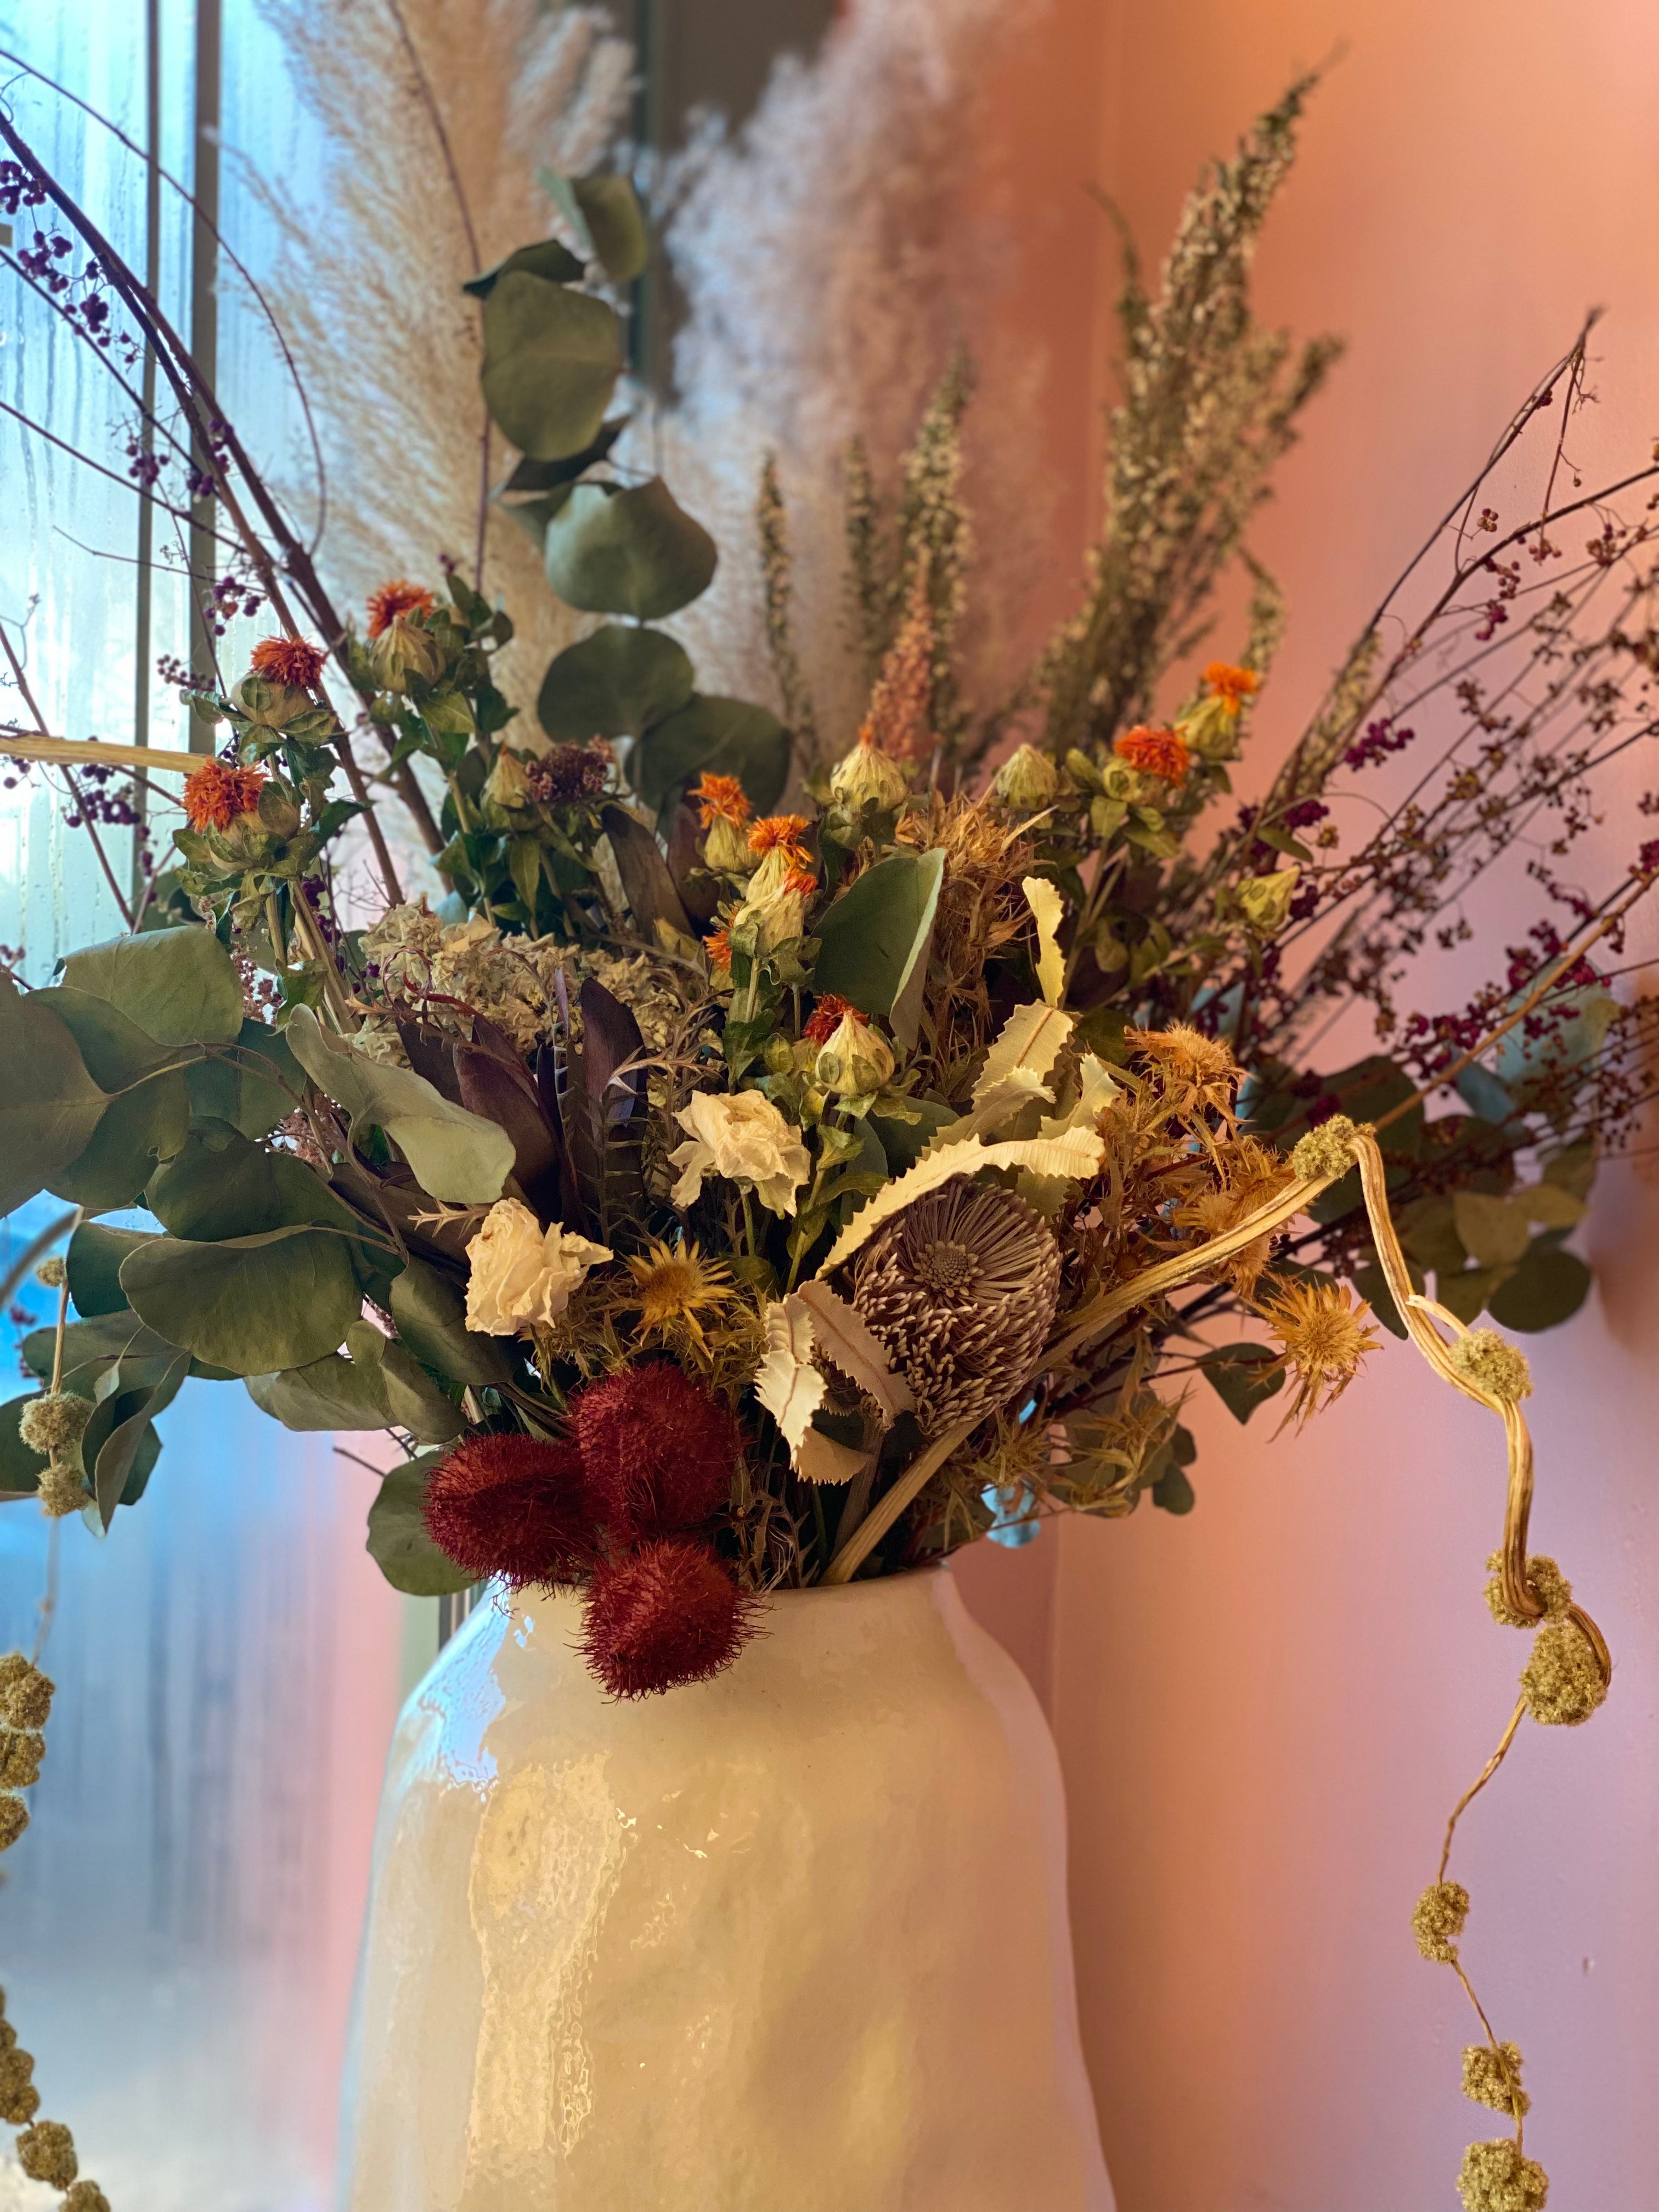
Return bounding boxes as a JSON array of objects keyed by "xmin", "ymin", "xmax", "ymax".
[
  {"xmin": 423, "ymin": 1434, "xmax": 596, "ymax": 1590},
  {"xmin": 579, "ymin": 1538, "xmax": 757, "ymax": 1698},
  {"xmin": 571, "ymin": 1363, "xmax": 739, "ymax": 1539}
]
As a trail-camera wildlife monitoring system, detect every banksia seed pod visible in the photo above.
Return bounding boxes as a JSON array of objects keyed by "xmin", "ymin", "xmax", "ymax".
[
  {"xmin": 847, "ymin": 1177, "xmax": 1060, "ymax": 1435},
  {"xmin": 423, "ymin": 1436, "xmax": 596, "ymax": 1591},
  {"xmin": 572, "ymin": 1364, "xmax": 739, "ymax": 1540},
  {"xmin": 16, "ymin": 2118, "xmax": 77, "ymax": 2187},
  {"xmin": 580, "ymin": 1538, "xmax": 756, "ymax": 1698}
]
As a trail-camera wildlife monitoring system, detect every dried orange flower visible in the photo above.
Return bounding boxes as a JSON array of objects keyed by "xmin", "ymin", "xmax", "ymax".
[
  {"xmin": 693, "ymin": 773, "xmax": 753, "ymax": 828},
  {"xmin": 366, "ymin": 579, "xmax": 437, "ymax": 638},
  {"xmin": 1258, "ymin": 1278, "xmax": 1382, "ymax": 1429},
  {"xmin": 748, "ymin": 814, "xmax": 813, "ymax": 865},
  {"xmin": 1114, "ymin": 725, "xmax": 1191, "ymax": 785},
  {"xmin": 183, "ymin": 756, "xmax": 267, "ymax": 832},
  {"xmin": 804, "ymin": 992, "xmax": 854, "ymax": 1045},
  {"xmin": 250, "ymin": 636, "xmax": 326, "ymax": 689},
  {"xmin": 702, "ymin": 928, "xmax": 732, "ymax": 974},
  {"xmin": 1204, "ymin": 661, "xmax": 1262, "ymax": 713},
  {"xmin": 783, "ymin": 866, "xmax": 820, "ymax": 899}
]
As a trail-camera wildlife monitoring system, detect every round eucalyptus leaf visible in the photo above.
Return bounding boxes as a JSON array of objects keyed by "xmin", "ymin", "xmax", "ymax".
[
  {"xmin": 464, "ymin": 237, "xmax": 585, "ymax": 298},
  {"xmin": 544, "ymin": 479, "xmax": 717, "ymax": 620},
  {"xmin": 633, "ymin": 694, "xmax": 790, "ymax": 817},
  {"xmin": 480, "ymin": 273, "xmax": 623, "ymax": 460},
  {"xmin": 0, "ymin": 982, "xmax": 109, "ymax": 1217},
  {"xmin": 366, "ymin": 1450, "xmax": 475, "ymax": 1596},
  {"xmin": 60, "ymin": 926, "xmax": 244, "ymax": 1046},
  {"xmin": 538, "ymin": 623, "xmax": 695, "ymax": 742},
  {"xmin": 120, "ymin": 1226, "xmax": 361, "ymax": 1375},
  {"xmin": 569, "ymin": 174, "xmax": 648, "ymax": 284},
  {"xmin": 1487, "ymin": 1244, "xmax": 1593, "ymax": 1333}
]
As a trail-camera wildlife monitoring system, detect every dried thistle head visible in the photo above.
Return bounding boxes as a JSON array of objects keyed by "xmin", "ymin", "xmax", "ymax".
[
  {"xmin": 1258, "ymin": 1278, "xmax": 1381, "ymax": 1428},
  {"xmin": 619, "ymin": 1239, "xmax": 737, "ymax": 1353},
  {"xmin": 1172, "ymin": 1133, "xmax": 1296, "ymax": 1295},
  {"xmin": 1126, "ymin": 1024, "xmax": 1241, "ymax": 1124}
]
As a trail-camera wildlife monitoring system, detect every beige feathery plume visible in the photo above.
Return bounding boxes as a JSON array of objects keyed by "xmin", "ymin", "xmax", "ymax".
[
  {"xmin": 255, "ymin": 0, "xmax": 632, "ymax": 701},
  {"xmin": 647, "ymin": 0, "xmax": 1053, "ymax": 751}
]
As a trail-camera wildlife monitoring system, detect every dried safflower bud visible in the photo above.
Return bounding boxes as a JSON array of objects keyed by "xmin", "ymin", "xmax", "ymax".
[
  {"xmin": 814, "ymin": 1011, "xmax": 895, "ymax": 1099},
  {"xmin": 1521, "ymin": 1618, "xmax": 1607, "ymax": 1726},
  {"xmin": 0, "ymin": 1657, "xmax": 53, "ymax": 1731},
  {"xmin": 1449, "ymin": 1329, "xmax": 1532, "ymax": 1402},
  {"xmin": 1462, "ymin": 2041, "xmax": 1530, "ymax": 2117},
  {"xmin": 1234, "ymin": 865, "xmax": 1300, "ymax": 936},
  {"xmin": 1484, "ymin": 1550, "xmax": 1572, "ymax": 1629},
  {"xmin": 1412, "ymin": 1879, "xmax": 1469, "ymax": 1963},
  {"xmin": 831, "ymin": 728, "xmax": 909, "ymax": 812},
  {"xmin": 1455, "ymin": 2137, "xmax": 1548, "ymax": 2212},
  {"xmin": 65, "ymin": 2185, "xmax": 112, "ymax": 2212},
  {"xmin": 0, "ymin": 1731, "xmax": 43, "ymax": 1790},
  {"xmin": 16, "ymin": 2118, "xmax": 78, "ymax": 2187},
  {"xmin": 1291, "ymin": 1115, "xmax": 1364, "ymax": 1183},
  {"xmin": 481, "ymin": 746, "xmax": 536, "ymax": 819},
  {"xmin": 992, "ymin": 742, "xmax": 1060, "ymax": 810},
  {"xmin": 0, "ymin": 2042, "xmax": 38, "ymax": 2124},
  {"xmin": 33, "ymin": 1257, "xmax": 66, "ymax": 1290},
  {"xmin": 369, "ymin": 611, "xmax": 445, "ymax": 692},
  {"xmin": 17, "ymin": 1392, "xmax": 92, "ymax": 1459},
  {"xmin": 38, "ymin": 1463, "xmax": 88, "ymax": 1519}
]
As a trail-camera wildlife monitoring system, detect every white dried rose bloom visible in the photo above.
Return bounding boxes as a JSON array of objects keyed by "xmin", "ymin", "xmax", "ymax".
[
  {"xmin": 464, "ymin": 1199, "xmax": 613, "ymax": 1335},
  {"xmin": 669, "ymin": 1090, "xmax": 812, "ymax": 1217}
]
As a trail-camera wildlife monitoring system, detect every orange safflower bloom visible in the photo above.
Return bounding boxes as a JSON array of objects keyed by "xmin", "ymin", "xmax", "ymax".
[
  {"xmin": 366, "ymin": 579, "xmax": 438, "ymax": 638},
  {"xmin": 250, "ymin": 635, "xmax": 326, "ymax": 689},
  {"xmin": 1114, "ymin": 725, "xmax": 1191, "ymax": 786},
  {"xmin": 183, "ymin": 756, "xmax": 267, "ymax": 832},
  {"xmin": 1204, "ymin": 661, "xmax": 1261, "ymax": 713},
  {"xmin": 783, "ymin": 866, "xmax": 819, "ymax": 900},
  {"xmin": 748, "ymin": 813, "xmax": 812, "ymax": 864},
  {"xmin": 803, "ymin": 992, "xmax": 854, "ymax": 1045},
  {"xmin": 703, "ymin": 928, "xmax": 732, "ymax": 972},
  {"xmin": 693, "ymin": 772, "xmax": 753, "ymax": 828}
]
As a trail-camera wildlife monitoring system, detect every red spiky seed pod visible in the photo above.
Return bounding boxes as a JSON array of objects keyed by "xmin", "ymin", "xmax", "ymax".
[
  {"xmin": 423, "ymin": 1434, "xmax": 596, "ymax": 1590},
  {"xmin": 579, "ymin": 1538, "xmax": 757, "ymax": 1698},
  {"xmin": 570, "ymin": 1363, "xmax": 739, "ymax": 1539}
]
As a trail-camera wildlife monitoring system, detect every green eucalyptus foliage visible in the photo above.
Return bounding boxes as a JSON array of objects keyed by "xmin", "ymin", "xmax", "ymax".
[
  {"xmin": 365, "ymin": 1450, "xmax": 475, "ymax": 1596},
  {"xmin": 543, "ymin": 479, "xmax": 718, "ymax": 620}
]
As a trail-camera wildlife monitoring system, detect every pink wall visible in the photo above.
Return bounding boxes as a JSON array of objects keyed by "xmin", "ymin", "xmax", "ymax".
[{"xmin": 955, "ymin": 4, "xmax": 1659, "ymax": 2205}]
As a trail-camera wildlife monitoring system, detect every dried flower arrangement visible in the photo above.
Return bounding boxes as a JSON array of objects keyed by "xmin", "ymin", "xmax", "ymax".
[{"xmin": 0, "ymin": 61, "xmax": 1650, "ymax": 2210}]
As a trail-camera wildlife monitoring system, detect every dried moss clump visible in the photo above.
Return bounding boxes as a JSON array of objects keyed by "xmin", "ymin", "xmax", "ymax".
[
  {"xmin": 1456, "ymin": 2136, "xmax": 1548, "ymax": 2211},
  {"xmin": 1412, "ymin": 1879, "xmax": 1470, "ymax": 1964},
  {"xmin": 1290, "ymin": 1114, "xmax": 1364, "ymax": 1182},
  {"xmin": 1449, "ymin": 1329, "xmax": 1533, "ymax": 1402},
  {"xmin": 1484, "ymin": 1551, "xmax": 1572, "ymax": 1629},
  {"xmin": 1520, "ymin": 1618, "xmax": 1607, "ymax": 1726},
  {"xmin": 16, "ymin": 2117, "xmax": 78, "ymax": 2186},
  {"xmin": 1462, "ymin": 2040, "xmax": 1530, "ymax": 2117}
]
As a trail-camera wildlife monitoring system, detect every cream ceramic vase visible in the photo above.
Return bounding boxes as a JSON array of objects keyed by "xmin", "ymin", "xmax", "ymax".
[{"xmin": 337, "ymin": 1565, "xmax": 1113, "ymax": 2212}]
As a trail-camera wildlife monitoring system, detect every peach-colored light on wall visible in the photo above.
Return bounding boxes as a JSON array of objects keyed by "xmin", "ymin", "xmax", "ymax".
[{"xmin": 955, "ymin": 4, "xmax": 1659, "ymax": 2207}]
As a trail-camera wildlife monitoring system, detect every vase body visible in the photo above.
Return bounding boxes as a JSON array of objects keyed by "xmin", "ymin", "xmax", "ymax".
[{"xmin": 338, "ymin": 1566, "xmax": 1112, "ymax": 2211}]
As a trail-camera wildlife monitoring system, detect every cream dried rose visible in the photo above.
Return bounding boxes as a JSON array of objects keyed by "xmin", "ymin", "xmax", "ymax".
[
  {"xmin": 669, "ymin": 1089, "xmax": 812, "ymax": 1217},
  {"xmin": 464, "ymin": 1199, "xmax": 613, "ymax": 1335}
]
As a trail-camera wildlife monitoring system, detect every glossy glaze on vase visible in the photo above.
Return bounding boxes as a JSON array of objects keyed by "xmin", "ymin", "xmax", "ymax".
[{"xmin": 338, "ymin": 1566, "xmax": 1112, "ymax": 2211}]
